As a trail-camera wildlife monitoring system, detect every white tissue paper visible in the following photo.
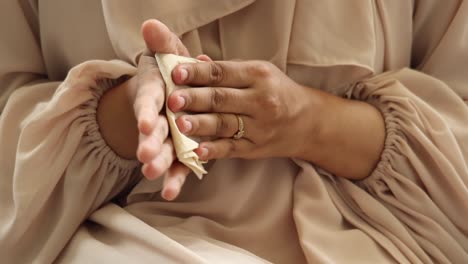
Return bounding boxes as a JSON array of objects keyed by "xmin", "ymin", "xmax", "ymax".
[{"xmin": 155, "ymin": 53, "xmax": 207, "ymax": 179}]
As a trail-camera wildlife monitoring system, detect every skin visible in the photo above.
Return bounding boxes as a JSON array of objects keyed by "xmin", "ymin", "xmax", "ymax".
[
  {"xmin": 168, "ymin": 60, "xmax": 386, "ymax": 180},
  {"xmin": 97, "ymin": 20, "xmax": 192, "ymax": 200},
  {"xmin": 97, "ymin": 19, "xmax": 386, "ymax": 202}
]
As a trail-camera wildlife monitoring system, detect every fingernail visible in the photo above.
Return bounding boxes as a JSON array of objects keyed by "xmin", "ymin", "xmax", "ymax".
[
  {"xmin": 179, "ymin": 67, "xmax": 188, "ymax": 82},
  {"xmin": 181, "ymin": 118, "xmax": 192, "ymax": 133},
  {"xmin": 162, "ymin": 188, "xmax": 177, "ymax": 201},
  {"xmin": 175, "ymin": 95, "xmax": 185, "ymax": 110},
  {"xmin": 199, "ymin": 147, "xmax": 209, "ymax": 158}
]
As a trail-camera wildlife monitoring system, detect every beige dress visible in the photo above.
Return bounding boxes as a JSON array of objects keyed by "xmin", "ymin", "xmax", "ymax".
[{"xmin": 1, "ymin": 0, "xmax": 467, "ymax": 263}]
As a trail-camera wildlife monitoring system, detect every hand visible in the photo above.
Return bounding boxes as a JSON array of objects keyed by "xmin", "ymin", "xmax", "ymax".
[
  {"xmin": 167, "ymin": 58, "xmax": 385, "ymax": 180},
  {"xmin": 132, "ymin": 20, "xmax": 196, "ymax": 200},
  {"xmin": 167, "ymin": 59, "xmax": 320, "ymax": 160}
]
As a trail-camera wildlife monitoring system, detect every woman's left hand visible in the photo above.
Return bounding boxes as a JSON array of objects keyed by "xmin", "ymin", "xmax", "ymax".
[{"xmin": 167, "ymin": 59, "xmax": 323, "ymax": 161}]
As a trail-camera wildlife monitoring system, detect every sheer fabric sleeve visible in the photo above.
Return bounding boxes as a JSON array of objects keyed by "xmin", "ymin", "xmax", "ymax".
[
  {"xmin": 340, "ymin": 1, "xmax": 468, "ymax": 262},
  {"xmin": 0, "ymin": 1, "xmax": 141, "ymax": 263}
]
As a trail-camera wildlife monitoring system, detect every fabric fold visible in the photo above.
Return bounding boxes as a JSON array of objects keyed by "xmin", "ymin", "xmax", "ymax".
[
  {"xmin": 0, "ymin": 59, "xmax": 142, "ymax": 263},
  {"xmin": 3, "ymin": 0, "xmax": 468, "ymax": 262},
  {"xmin": 341, "ymin": 68, "xmax": 468, "ymax": 263},
  {"xmin": 101, "ymin": 0, "xmax": 255, "ymax": 65}
]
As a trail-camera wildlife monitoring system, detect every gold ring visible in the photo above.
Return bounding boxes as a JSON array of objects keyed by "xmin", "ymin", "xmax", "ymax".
[{"xmin": 233, "ymin": 115, "xmax": 245, "ymax": 140}]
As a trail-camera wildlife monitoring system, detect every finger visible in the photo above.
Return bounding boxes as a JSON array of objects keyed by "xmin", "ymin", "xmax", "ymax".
[
  {"xmin": 133, "ymin": 88, "xmax": 162, "ymax": 135},
  {"xmin": 137, "ymin": 115, "xmax": 169, "ymax": 163},
  {"xmin": 167, "ymin": 87, "xmax": 255, "ymax": 114},
  {"xmin": 141, "ymin": 139, "xmax": 175, "ymax": 180},
  {"xmin": 172, "ymin": 60, "xmax": 271, "ymax": 87},
  {"xmin": 162, "ymin": 161, "xmax": 190, "ymax": 201},
  {"xmin": 135, "ymin": 56, "xmax": 166, "ymax": 135},
  {"xmin": 196, "ymin": 139, "xmax": 253, "ymax": 160},
  {"xmin": 196, "ymin": 54, "xmax": 213, "ymax": 62},
  {"xmin": 141, "ymin": 19, "xmax": 189, "ymax": 56},
  {"xmin": 176, "ymin": 113, "xmax": 253, "ymax": 139}
]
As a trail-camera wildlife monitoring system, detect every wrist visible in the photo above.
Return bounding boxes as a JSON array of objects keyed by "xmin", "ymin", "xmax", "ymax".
[
  {"xmin": 291, "ymin": 86, "xmax": 329, "ymax": 160},
  {"xmin": 298, "ymin": 89, "xmax": 385, "ymax": 180},
  {"xmin": 97, "ymin": 76, "xmax": 139, "ymax": 159}
]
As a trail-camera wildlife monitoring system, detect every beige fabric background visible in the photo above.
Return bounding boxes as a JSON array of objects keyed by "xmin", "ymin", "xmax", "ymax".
[{"xmin": 0, "ymin": 0, "xmax": 467, "ymax": 263}]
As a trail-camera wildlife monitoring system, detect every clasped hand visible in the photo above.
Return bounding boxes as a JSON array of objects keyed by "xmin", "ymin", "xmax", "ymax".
[
  {"xmin": 131, "ymin": 20, "xmax": 329, "ymax": 201},
  {"xmin": 168, "ymin": 59, "xmax": 316, "ymax": 161}
]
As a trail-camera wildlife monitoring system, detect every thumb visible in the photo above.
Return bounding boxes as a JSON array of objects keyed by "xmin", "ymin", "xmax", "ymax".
[{"xmin": 141, "ymin": 19, "xmax": 190, "ymax": 56}]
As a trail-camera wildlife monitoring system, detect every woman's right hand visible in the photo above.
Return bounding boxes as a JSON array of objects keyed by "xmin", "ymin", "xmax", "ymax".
[
  {"xmin": 99, "ymin": 20, "xmax": 194, "ymax": 200},
  {"xmin": 137, "ymin": 20, "xmax": 197, "ymax": 200}
]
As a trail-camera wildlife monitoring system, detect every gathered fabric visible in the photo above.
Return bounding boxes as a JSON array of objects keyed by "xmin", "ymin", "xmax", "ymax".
[{"xmin": 0, "ymin": 0, "xmax": 467, "ymax": 263}]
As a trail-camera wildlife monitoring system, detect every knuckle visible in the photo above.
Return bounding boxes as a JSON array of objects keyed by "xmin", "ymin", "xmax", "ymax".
[
  {"xmin": 265, "ymin": 94, "xmax": 281, "ymax": 109},
  {"xmin": 147, "ymin": 67, "xmax": 161, "ymax": 77},
  {"xmin": 158, "ymin": 117, "xmax": 169, "ymax": 137},
  {"xmin": 227, "ymin": 140, "xmax": 238, "ymax": 155},
  {"xmin": 182, "ymin": 90, "xmax": 194, "ymax": 109},
  {"xmin": 137, "ymin": 73, "xmax": 165, "ymax": 101},
  {"xmin": 258, "ymin": 94, "xmax": 282, "ymax": 118},
  {"xmin": 190, "ymin": 64, "xmax": 200, "ymax": 83},
  {"xmin": 139, "ymin": 66, "xmax": 162, "ymax": 82},
  {"xmin": 208, "ymin": 62, "xmax": 225, "ymax": 85},
  {"xmin": 134, "ymin": 96, "xmax": 156, "ymax": 115},
  {"xmin": 250, "ymin": 61, "xmax": 274, "ymax": 78},
  {"xmin": 209, "ymin": 88, "xmax": 225, "ymax": 111},
  {"xmin": 215, "ymin": 114, "xmax": 230, "ymax": 136},
  {"xmin": 138, "ymin": 56, "xmax": 157, "ymax": 72},
  {"xmin": 137, "ymin": 145, "xmax": 151, "ymax": 162},
  {"xmin": 169, "ymin": 34, "xmax": 181, "ymax": 50}
]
